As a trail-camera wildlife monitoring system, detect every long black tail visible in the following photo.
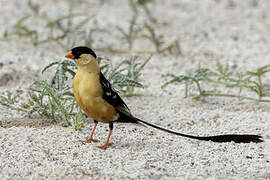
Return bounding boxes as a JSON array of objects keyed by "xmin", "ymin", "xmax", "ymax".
[{"xmin": 134, "ymin": 118, "xmax": 263, "ymax": 143}]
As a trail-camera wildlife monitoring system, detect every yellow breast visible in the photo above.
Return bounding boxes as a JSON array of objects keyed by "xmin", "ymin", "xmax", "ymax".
[{"xmin": 73, "ymin": 70, "xmax": 117, "ymax": 123}]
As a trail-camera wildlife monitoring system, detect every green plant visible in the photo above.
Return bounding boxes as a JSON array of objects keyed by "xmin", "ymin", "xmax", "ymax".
[
  {"xmin": 116, "ymin": 16, "xmax": 140, "ymax": 51},
  {"xmin": 24, "ymin": 80, "xmax": 76, "ymax": 126},
  {"xmin": 0, "ymin": 90, "xmax": 26, "ymax": 112},
  {"xmin": 141, "ymin": 22, "xmax": 164, "ymax": 53},
  {"xmin": 141, "ymin": 23, "xmax": 182, "ymax": 56},
  {"xmin": 162, "ymin": 68, "xmax": 209, "ymax": 97},
  {"xmin": 82, "ymin": 20, "xmax": 107, "ymax": 49},
  {"xmin": 73, "ymin": 110, "xmax": 84, "ymax": 130},
  {"xmin": 0, "ymin": 59, "xmax": 77, "ymax": 127},
  {"xmin": 2, "ymin": 0, "xmax": 91, "ymax": 50},
  {"xmin": 0, "ymin": 55, "xmax": 150, "ymax": 128},
  {"xmin": 2, "ymin": 0, "xmax": 181, "ymax": 56},
  {"xmin": 137, "ymin": 0, "xmax": 157, "ymax": 24},
  {"xmin": 116, "ymin": 0, "xmax": 141, "ymax": 51},
  {"xmin": 122, "ymin": 55, "xmax": 152, "ymax": 93},
  {"xmin": 42, "ymin": 59, "xmax": 77, "ymax": 88},
  {"xmin": 27, "ymin": 0, "xmax": 40, "ymax": 15},
  {"xmin": 246, "ymin": 65, "xmax": 270, "ymax": 99},
  {"xmin": 9, "ymin": 15, "xmax": 38, "ymax": 44},
  {"xmin": 163, "ymin": 60, "xmax": 270, "ymax": 102},
  {"xmin": 98, "ymin": 55, "xmax": 151, "ymax": 95},
  {"xmin": 0, "ymin": 59, "xmax": 78, "ymax": 127}
]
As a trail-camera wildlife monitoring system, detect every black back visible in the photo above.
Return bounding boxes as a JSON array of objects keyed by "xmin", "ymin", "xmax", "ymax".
[
  {"xmin": 99, "ymin": 72, "xmax": 129, "ymax": 111},
  {"xmin": 99, "ymin": 72, "xmax": 140, "ymax": 123}
]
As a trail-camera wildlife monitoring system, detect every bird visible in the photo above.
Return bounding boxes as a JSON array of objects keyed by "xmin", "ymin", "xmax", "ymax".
[{"xmin": 65, "ymin": 46, "xmax": 263, "ymax": 149}]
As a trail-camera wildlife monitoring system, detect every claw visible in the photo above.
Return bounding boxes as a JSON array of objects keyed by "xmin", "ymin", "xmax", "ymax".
[
  {"xmin": 97, "ymin": 143, "xmax": 112, "ymax": 150},
  {"xmin": 97, "ymin": 128, "xmax": 113, "ymax": 150},
  {"xmin": 80, "ymin": 122, "xmax": 99, "ymax": 143},
  {"xmin": 80, "ymin": 138, "xmax": 99, "ymax": 143}
]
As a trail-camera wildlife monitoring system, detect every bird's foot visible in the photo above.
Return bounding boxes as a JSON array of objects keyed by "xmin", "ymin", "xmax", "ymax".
[
  {"xmin": 80, "ymin": 138, "xmax": 99, "ymax": 143},
  {"xmin": 97, "ymin": 143, "xmax": 112, "ymax": 150}
]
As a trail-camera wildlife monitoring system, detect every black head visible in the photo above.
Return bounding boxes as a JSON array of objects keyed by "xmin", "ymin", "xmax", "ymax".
[{"xmin": 71, "ymin": 46, "xmax": 97, "ymax": 59}]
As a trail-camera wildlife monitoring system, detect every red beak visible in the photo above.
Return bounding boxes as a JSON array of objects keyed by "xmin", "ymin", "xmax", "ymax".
[{"xmin": 65, "ymin": 51, "xmax": 75, "ymax": 59}]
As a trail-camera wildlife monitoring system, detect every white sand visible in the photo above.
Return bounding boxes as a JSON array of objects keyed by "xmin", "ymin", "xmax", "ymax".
[{"xmin": 0, "ymin": 0, "xmax": 270, "ymax": 179}]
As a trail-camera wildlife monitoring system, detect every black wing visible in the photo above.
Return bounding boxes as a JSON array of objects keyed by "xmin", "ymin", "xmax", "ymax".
[
  {"xmin": 99, "ymin": 72, "xmax": 130, "ymax": 111},
  {"xmin": 99, "ymin": 72, "xmax": 139, "ymax": 123}
]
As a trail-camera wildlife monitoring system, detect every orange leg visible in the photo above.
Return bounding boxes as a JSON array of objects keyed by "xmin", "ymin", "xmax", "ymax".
[
  {"xmin": 97, "ymin": 122, "xmax": 113, "ymax": 150},
  {"xmin": 80, "ymin": 120, "xmax": 99, "ymax": 143}
]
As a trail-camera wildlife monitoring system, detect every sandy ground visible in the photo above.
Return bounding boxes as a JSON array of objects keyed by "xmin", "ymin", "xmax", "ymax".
[{"xmin": 0, "ymin": 0, "xmax": 270, "ymax": 179}]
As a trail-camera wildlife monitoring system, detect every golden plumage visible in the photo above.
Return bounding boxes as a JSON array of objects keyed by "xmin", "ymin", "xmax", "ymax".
[
  {"xmin": 66, "ymin": 50, "xmax": 117, "ymax": 149},
  {"xmin": 65, "ymin": 46, "xmax": 263, "ymax": 150},
  {"xmin": 72, "ymin": 59, "xmax": 117, "ymax": 123}
]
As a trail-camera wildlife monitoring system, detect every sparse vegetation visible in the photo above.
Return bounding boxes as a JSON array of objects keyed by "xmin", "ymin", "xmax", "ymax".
[
  {"xmin": 113, "ymin": 0, "xmax": 181, "ymax": 55},
  {"xmin": 1, "ymin": 0, "xmax": 91, "ymax": 50},
  {"xmin": 99, "ymin": 55, "xmax": 152, "ymax": 95},
  {"xmin": 1, "ymin": 0, "xmax": 181, "ymax": 56},
  {"xmin": 163, "ymin": 60, "xmax": 270, "ymax": 102},
  {"xmin": 0, "ymin": 56, "xmax": 150, "ymax": 129},
  {"xmin": 3, "ymin": 0, "xmax": 269, "ymax": 130}
]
